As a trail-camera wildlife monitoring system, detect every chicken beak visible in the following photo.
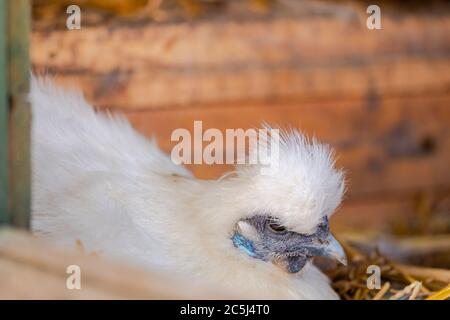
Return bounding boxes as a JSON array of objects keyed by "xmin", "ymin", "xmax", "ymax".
[
  {"xmin": 321, "ymin": 235, "xmax": 347, "ymax": 266},
  {"xmin": 274, "ymin": 234, "xmax": 347, "ymax": 273},
  {"xmin": 304, "ymin": 234, "xmax": 347, "ymax": 266}
]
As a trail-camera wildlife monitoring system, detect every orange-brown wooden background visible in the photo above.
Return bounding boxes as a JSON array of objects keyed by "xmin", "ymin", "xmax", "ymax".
[{"xmin": 31, "ymin": 0, "xmax": 450, "ymax": 232}]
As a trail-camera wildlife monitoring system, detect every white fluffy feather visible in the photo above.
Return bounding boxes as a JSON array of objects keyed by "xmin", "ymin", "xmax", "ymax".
[{"xmin": 30, "ymin": 76, "xmax": 345, "ymax": 299}]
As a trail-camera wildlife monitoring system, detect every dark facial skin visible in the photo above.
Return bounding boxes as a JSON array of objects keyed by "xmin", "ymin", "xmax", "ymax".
[{"xmin": 242, "ymin": 215, "xmax": 330, "ymax": 273}]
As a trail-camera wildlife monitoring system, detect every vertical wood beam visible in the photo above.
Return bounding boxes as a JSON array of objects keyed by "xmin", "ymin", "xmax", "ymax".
[
  {"xmin": 0, "ymin": 0, "xmax": 31, "ymax": 228},
  {"xmin": 0, "ymin": 1, "xmax": 7, "ymax": 224}
]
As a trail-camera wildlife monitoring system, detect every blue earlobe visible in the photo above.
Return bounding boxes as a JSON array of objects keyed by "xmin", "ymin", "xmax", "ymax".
[{"xmin": 231, "ymin": 233, "xmax": 257, "ymax": 258}]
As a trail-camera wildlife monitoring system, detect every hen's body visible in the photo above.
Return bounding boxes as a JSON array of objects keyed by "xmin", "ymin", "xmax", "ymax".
[{"xmin": 31, "ymin": 78, "xmax": 341, "ymax": 299}]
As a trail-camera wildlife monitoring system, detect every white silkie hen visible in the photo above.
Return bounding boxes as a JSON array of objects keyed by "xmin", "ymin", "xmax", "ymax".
[{"xmin": 30, "ymin": 77, "xmax": 347, "ymax": 299}]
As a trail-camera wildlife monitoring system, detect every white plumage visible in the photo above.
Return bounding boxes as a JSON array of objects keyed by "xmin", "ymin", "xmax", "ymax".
[{"xmin": 30, "ymin": 76, "xmax": 346, "ymax": 299}]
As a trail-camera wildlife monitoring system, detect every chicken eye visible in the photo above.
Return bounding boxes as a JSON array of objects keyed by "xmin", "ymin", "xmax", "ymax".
[{"xmin": 268, "ymin": 222, "xmax": 287, "ymax": 234}]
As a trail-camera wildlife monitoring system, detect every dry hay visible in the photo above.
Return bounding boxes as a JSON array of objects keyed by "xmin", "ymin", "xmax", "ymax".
[{"xmin": 324, "ymin": 240, "xmax": 450, "ymax": 300}]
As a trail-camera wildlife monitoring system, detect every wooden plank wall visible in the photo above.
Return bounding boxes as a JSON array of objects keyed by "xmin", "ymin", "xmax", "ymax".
[{"xmin": 30, "ymin": 1, "xmax": 450, "ymax": 231}]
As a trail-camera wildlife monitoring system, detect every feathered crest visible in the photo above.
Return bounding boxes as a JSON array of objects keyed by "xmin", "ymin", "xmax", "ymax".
[
  {"xmin": 231, "ymin": 124, "xmax": 345, "ymax": 234},
  {"xmin": 234, "ymin": 124, "xmax": 340, "ymax": 178}
]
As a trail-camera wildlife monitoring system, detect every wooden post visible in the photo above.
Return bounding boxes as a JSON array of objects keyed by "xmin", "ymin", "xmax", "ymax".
[
  {"xmin": 0, "ymin": 0, "xmax": 31, "ymax": 228},
  {"xmin": 0, "ymin": 0, "xmax": 7, "ymax": 225}
]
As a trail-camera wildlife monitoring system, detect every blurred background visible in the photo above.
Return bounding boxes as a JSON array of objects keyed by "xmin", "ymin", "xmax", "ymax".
[{"xmin": 30, "ymin": 0, "xmax": 449, "ymax": 274}]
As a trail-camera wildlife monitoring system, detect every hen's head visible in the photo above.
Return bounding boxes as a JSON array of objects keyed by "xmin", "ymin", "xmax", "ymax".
[{"xmin": 205, "ymin": 129, "xmax": 346, "ymax": 273}]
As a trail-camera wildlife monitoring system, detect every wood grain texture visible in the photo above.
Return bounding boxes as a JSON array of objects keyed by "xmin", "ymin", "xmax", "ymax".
[
  {"xmin": 31, "ymin": 11, "xmax": 450, "ymax": 109},
  {"xmin": 0, "ymin": 0, "xmax": 8, "ymax": 224},
  {"xmin": 0, "ymin": 228, "xmax": 231, "ymax": 299},
  {"xmin": 8, "ymin": 0, "xmax": 31, "ymax": 228},
  {"xmin": 0, "ymin": 0, "xmax": 31, "ymax": 228}
]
